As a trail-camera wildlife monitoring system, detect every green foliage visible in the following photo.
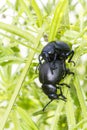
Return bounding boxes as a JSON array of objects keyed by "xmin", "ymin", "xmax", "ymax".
[{"xmin": 0, "ymin": 0, "xmax": 87, "ymax": 130}]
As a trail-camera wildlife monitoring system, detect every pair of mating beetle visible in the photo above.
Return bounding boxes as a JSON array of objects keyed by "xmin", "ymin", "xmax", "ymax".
[{"xmin": 38, "ymin": 41, "xmax": 75, "ymax": 111}]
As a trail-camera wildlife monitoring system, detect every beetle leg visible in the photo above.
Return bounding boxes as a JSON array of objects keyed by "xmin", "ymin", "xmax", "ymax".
[
  {"xmin": 66, "ymin": 50, "xmax": 75, "ymax": 66},
  {"xmin": 53, "ymin": 53, "xmax": 58, "ymax": 62},
  {"xmin": 39, "ymin": 53, "xmax": 54, "ymax": 74},
  {"xmin": 50, "ymin": 54, "xmax": 58, "ymax": 74},
  {"xmin": 37, "ymin": 54, "xmax": 43, "ymax": 73},
  {"xmin": 65, "ymin": 68, "xmax": 74, "ymax": 76},
  {"xmin": 50, "ymin": 54, "xmax": 57, "ymax": 72},
  {"xmin": 62, "ymin": 67, "xmax": 74, "ymax": 78},
  {"xmin": 48, "ymin": 63, "xmax": 54, "ymax": 74},
  {"xmin": 57, "ymin": 86, "xmax": 67, "ymax": 100},
  {"xmin": 38, "ymin": 54, "xmax": 42, "ymax": 64},
  {"xmin": 58, "ymin": 97, "xmax": 67, "ymax": 102},
  {"xmin": 49, "ymin": 61, "xmax": 57, "ymax": 74},
  {"xmin": 59, "ymin": 83, "xmax": 70, "ymax": 88}
]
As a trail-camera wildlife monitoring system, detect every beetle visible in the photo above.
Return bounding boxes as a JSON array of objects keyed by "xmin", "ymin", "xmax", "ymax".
[
  {"xmin": 39, "ymin": 60, "xmax": 74, "ymax": 111},
  {"xmin": 38, "ymin": 41, "xmax": 75, "ymax": 71}
]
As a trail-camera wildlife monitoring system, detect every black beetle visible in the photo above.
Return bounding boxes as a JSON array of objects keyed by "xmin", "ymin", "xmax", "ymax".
[
  {"xmin": 38, "ymin": 41, "xmax": 75, "ymax": 69},
  {"xmin": 39, "ymin": 60, "xmax": 73, "ymax": 111}
]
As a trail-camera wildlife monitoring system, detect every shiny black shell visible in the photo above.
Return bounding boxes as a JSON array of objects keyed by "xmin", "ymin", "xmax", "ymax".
[
  {"xmin": 39, "ymin": 60, "xmax": 65, "ymax": 84},
  {"xmin": 42, "ymin": 41, "xmax": 70, "ymax": 55}
]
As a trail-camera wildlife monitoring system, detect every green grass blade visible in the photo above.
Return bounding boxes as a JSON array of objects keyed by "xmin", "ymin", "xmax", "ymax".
[
  {"xmin": 65, "ymin": 89, "xmax": 76, "ymax": 130},
  {"xmin": 0, "ymin": 22, "xmax": 35, "ymax": 43},
  {"xmin": 74, "ymin": 74, "xmax": 87, "ymax": 117},
  {"xmin": 0, "ymin": 23, "xmax": 47, "ymax": 130},
  {"xmin": 0, "ymin": 52, "xmax": 35, "ymax": 130},
  {"xmin": 11, "ymin": 111, "xmax": 21, "ymax": 130},
  {"xmin": 19, "ymin": 0, "xmax": 33, "ymax": 19},
  {"xmin": 31, "ymin": 0, "xmax": 43, "ymax": 26},
  {"xmin": 50, "ymin": 101, "xmax": 64, "ymax": 130},
  {"xmin": 17, "ymin": 106, "xmax": 38, "ymax": 130},
  {"xmin": 72, "ymin": 118, "xmax": 87, "ymax": 130},
  {"xmin": 49, "ymin": 0, "xmax": 68, "ymax": 41}
]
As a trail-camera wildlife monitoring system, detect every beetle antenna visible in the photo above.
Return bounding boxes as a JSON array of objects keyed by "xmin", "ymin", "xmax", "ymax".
[
  {"xmin": 42, "ymin": 100, "xmax": 53, "ymax": 111},
  {"xmin": 42, "ymin": 97, "xmax": 67, "ymax": 111}
]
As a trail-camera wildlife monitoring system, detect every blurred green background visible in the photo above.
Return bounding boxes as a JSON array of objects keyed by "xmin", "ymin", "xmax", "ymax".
[{"xmin": 0, "ymin": 0, "xmax": 87, "ymax": 130}]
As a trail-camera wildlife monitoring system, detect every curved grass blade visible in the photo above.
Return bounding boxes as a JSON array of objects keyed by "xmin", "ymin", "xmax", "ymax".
[
  {"xmin": 0, "ymin": 22, "xmax": 35, "ymax": 43},
  {"xmin": 49, "ymin": 0, "xmax": 68, "ymax": 41},
  {"xmin": 31, "ymin": 0, "xmax": 43, "ymax": 27}
]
